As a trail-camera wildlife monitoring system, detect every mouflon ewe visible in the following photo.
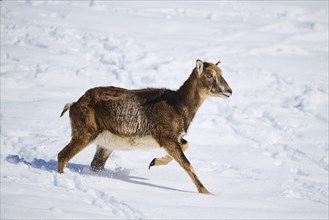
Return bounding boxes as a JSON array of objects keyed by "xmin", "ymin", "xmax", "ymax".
[{"xmin": 58, "ymin": 60, "xmax": 232, "ymax": 194}]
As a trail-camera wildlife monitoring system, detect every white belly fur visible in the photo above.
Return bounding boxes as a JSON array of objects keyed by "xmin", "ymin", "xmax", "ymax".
[{"xmin": 93, "ymin": 131, "xmax": 161, "ymax": 151}]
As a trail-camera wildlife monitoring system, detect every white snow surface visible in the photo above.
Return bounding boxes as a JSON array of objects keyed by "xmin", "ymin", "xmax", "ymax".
[{"xmin": 1, "ymin": 1, "xmax": 328, "ymax": 219}]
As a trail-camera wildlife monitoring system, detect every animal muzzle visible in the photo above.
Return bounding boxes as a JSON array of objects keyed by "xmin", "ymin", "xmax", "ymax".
[
  {"xmin": 219, "ymin": 88, "xmax": 232, "ymax": 98},
  {"xmin": 210, "ymin": 84, "xmax": 232, "ymax": 98},
  {"xmin": 220, "ymin": 91, "xmax": 232, "ymax": 98}
]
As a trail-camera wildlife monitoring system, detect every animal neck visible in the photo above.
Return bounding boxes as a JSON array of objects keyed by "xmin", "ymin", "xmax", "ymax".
[{"xmin": 176, "ymin": 68, "xmax": 207, "ymax": 130}]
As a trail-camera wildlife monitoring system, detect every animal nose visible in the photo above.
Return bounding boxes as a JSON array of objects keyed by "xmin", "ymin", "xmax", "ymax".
[
  {"xmin": 221, "ymin": 88, "xmax": 232, "ymax": 98},
  {"xmin": 226, "ymin": 88, "xmax": 232, "ymax": 95}
]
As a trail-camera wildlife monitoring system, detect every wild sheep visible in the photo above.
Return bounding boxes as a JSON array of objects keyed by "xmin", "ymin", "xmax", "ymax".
[{"xmin": 58, "ymin": 60, "xmax": 232, "ymax": 194}]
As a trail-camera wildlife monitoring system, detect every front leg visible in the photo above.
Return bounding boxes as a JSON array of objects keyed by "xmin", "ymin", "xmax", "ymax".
[
  {"xmin": 160, "ymin": 139, "xmax": 210, "ymax": 194},
  {"xmin": 149, "ymin": 138, "xmax": 189, "ymax": 169}
]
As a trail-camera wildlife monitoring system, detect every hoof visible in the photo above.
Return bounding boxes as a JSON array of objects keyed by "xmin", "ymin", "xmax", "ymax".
[
  {"xmin": 91, "ymin": 165, "xmax": 104, "ymax": 172},
  {"xmin": 199, "ymin": 188, "xmax": 212, "ymax": 194},
  {"xmin": 148, "ymin": 158, "xmax": 156, "ymax": 170},
  {"xmin": 57, "ymin": 163, "xmax": 65, "ymax": 174}
]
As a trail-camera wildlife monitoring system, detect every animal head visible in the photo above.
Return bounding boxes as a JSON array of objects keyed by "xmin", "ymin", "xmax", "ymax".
[{"xmin": 195, "ymin": 59, "xmax": 232, "ymax": 98}]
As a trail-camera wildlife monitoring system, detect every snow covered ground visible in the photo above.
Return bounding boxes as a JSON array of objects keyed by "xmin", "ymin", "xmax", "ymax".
[{"xmin": 1, "ymin": 1, "xmax": 328, "ymax": 219}]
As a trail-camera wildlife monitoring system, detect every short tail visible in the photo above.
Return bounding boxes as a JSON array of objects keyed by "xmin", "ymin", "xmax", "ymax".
[{"xmin": 60, "ymin": 102, "xmax": 74, "ymax": 117}]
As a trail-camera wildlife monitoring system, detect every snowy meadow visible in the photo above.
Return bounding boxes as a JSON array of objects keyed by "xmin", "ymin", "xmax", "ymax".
[{"xmin": 1, "ymin": 1, "xmax": 328, "ymax": 219}]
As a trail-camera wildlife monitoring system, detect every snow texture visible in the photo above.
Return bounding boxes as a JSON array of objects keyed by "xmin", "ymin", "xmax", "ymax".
[{"xmin": 1, "ymin": 1, "xmax": 328, "ymax": 219}]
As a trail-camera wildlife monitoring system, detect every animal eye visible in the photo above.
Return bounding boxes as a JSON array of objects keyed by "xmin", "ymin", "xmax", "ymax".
[{"xmin": 206, "ymin": 72, "xmax": 213, "ymax": 78}]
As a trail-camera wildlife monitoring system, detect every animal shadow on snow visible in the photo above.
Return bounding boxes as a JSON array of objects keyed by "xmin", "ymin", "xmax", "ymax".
[{"xmin": 6, "ymin": 155, "xmax": 192, "ymax": 193}]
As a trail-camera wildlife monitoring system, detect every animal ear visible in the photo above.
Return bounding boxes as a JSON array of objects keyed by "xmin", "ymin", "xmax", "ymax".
[
  {"xmin": 216, "ymin": 61, "xmax": 221, "ymax": 66},
  {"xmin": 196, "ymin": 59, "xmax": 204, "ymax": 75}
]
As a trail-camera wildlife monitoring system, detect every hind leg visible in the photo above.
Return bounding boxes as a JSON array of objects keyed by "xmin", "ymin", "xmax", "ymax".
[
  {"xmin": 149, "ymin": 138, "xmax": 189, "ymax": 169},
  {"xmin": 91, "ymin": 145, "xmax": 113, "ymax": 171},
  {"xmin": 58, "ymin": 135, "xmax": 93, "ymax": 173},
  {"xmin": 58, "ymin": 101, "xmax": 98, "ymax": 173}
]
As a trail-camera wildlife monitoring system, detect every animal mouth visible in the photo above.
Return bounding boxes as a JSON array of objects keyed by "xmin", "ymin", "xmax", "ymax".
[{"xmin": 219, "ymin": 91, "xmax": 231, "ymax": 98}]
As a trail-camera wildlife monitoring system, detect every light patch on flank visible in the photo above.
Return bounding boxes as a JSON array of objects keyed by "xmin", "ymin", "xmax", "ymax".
[{"xmin": 94, "ymin": 130, "xmax": 161, "ymax": 151}]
